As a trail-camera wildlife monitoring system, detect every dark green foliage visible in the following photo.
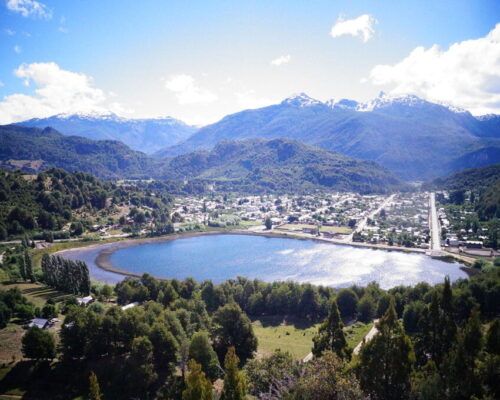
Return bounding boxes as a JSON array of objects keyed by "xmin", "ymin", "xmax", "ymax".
[
  {"xmin": 41, "ymin": 254, "xmax": 90, "ymax": 295},
  {"xmin": 335, "ymin": 288, "xmax": 358, "ymax": 319},
  {"xmin": 312, "ymin": 299, "xmax": 350, "ymax": 360},
  {"xmin": 212, "ymin": 302, "xmax": 257, "ymax": 364},
  {"xmin": 357, "ymin": 295, "xmax": 376, "ymax": 323},
  {"xmin": 161, "ymin": 139, "xmax": 404, "ymax": 194},
  {"xmin": 357, "ymin": 299, "xmax": 415, "ymax": 400},
  {"xmin": 22, "ymin": 327, "xmax": 56, "ymax": 360},
  {"xmin": 88, "ymin": 371, "xmax": 102, "ymax": 400},
  {"xmin": 189, "ymin": 331, "xmax": 220, "ymax": 380}
]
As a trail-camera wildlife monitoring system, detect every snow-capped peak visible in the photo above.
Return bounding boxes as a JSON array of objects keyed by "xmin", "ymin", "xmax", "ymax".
[
  {"xmin": 357, "ymin": 92, "xmax": 427, "ymax": 112},
  {"xmin": 282, "ymin": 92, "xmax": 322, "ymax": 107},
  {"xmin": 325, "ymin": 98, "xmax": 359, "ymax": 110},
  {"xmin": 55, "ymin": 110, "xmax": 121, "ymax": 121}
]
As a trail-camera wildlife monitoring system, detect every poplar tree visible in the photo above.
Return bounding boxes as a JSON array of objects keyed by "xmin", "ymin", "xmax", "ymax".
[{"xmin": 24, "ymin": 250, "xmax": 35, "ymax": 283}]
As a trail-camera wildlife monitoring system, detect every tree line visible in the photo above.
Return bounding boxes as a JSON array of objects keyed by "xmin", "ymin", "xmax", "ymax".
[{"xmin": 41, "ymin": 254, "xmax": 90, "ymax": 295}]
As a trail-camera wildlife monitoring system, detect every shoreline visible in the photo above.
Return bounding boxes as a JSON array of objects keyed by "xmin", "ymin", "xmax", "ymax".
[{"xmin": 54, "ymin": 228, "xmax": 473, "ymax": 282}]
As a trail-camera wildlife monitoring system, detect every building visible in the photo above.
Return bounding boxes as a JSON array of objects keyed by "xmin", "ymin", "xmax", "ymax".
[
  {"xmin": 77, "ymin": 295, "xmax": 94, "ymax": 306},
  {"xmin": 28, "ymin": 318, "xmax": 49, "ymax": 329}
]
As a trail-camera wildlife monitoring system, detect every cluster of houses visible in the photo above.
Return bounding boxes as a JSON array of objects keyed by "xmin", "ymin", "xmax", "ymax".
[{"xmin": 355, "ymin": 193, "xmax": 431, "ymax": 248}]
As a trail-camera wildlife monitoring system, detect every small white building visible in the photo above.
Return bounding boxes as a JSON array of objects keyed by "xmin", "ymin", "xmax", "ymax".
[
  {"xmin": 28, "ymin": 318, "xmax": 49, "ymax": 329},
  {"xmin": 77, "ymin": 295, "xmax": 94, "ymax": 306}
]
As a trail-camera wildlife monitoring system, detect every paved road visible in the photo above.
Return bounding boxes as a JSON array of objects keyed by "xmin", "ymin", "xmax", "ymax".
[{"xmin": 429, "ymin": 192, "xmax": 442, "ymax": 252}]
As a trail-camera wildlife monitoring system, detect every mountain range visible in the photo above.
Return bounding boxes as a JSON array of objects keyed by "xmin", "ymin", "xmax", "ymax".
[
  {"xmin": 11, "ymin": 92, "xmax": 500, "ymax": 181},
  {"xmin": 156, "ymin": 93, "xmax": 500, "ymax": 180},
  {"xmin": 17, "ymin": 112, "xmax": 196, "ymax": 154},
  {"xmin": 0, "ymin": 125, "xmax": 402, "ymax": 193}
]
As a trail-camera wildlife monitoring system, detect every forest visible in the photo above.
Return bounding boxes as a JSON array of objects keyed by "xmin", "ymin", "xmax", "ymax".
[{"xmin": 0, "ymin": 240, "xmax": 498, "ymax": 399}]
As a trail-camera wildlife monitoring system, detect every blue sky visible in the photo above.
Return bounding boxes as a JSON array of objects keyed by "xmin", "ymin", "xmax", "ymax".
[{"xmin": 1, "ymin": 0, "xmax": 499, "ymax": 125}]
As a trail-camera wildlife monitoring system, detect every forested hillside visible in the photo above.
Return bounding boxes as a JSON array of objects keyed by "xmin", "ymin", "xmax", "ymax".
[
  {"xmin": 160, "ymin": 138, "xmax": 404, "ymax": 194},
  {"xmin": 0, "ymin": 168, "xmax": 173, "ymax": 240},
  {"xmin": 0, "ymin": 125, "xmax": 154, "ymax": 179}
]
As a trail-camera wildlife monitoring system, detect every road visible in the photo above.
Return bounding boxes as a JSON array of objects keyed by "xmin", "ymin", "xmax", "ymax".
[
  {"xmin": 429, "ymin": 192, "xmax": 442, "ymax": 252},
  {"xmin": 343, "ymin": 194, "xmax": 395, "ymax": 242},
  {"xmin": 353, "ymin": 319, "xmax": 379, "ymax": 355}
]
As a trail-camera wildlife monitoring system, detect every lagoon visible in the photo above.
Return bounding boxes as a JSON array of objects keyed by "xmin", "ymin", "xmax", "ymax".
[{"xmin": 61, "ymin": 234, "xmax": 468, "ymax": 289}]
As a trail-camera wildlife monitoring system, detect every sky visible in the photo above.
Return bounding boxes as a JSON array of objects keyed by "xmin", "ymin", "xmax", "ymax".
[{"xmin": 0, "ymin": 0, "xmax": 499, "ymax": 125}]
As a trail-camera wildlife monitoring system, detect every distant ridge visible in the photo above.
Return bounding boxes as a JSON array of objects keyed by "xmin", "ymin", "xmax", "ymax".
[
  {"xmin": 156, "ymin": 93, "xmax": 500, "ymax": 180},
  {"xmin": 17, "ymin": 112, "xmax": 197, "ymax": 154}
]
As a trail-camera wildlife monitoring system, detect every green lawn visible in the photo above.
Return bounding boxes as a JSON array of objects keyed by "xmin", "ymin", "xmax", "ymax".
[
  {"xmin": 319, "ymin": 226, "xmax": 352, "ymax": 234},
  {"xmin": 252, "ymin": 317, "xmax": 373, "ymax": 361},
  {"xmin": 344, "ymin": 321, "xmax": 373, "ymax": 349},
  {"xmin": 0, "ymin": 282, "xmax": 71, "ymax": 309},
  {"xmin": 252, "ymin": 316, "xmax": 320, "ymax": 360}
]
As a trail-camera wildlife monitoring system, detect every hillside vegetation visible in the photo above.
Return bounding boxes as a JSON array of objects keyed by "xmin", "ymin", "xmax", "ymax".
[{"xmin": 160, "ymin": 138, "xmax": 404, "ymax": 194}]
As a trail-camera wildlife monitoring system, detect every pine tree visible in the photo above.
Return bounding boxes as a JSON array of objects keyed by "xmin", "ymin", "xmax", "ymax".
[
  {"xmin": 312, "ymin": 299, "xmax": 350, "ymax": 359},
  {"xmin": 221, "ymin": 347, "xmax": 246, "ymax": 400},
  {"xmin": 358, "ymin": 298, "xmax": 415, "ymax": 400},
  {"xmin": 182, "ymin": 360, "xmax": 213, "ymax": 400},
  {"xmin": 89, "ymin": 371, "xmax": 103, "ymax": 400},
  {"xmin": 189, "ymin": 331, "xmax": 220, "ymax": 380}
]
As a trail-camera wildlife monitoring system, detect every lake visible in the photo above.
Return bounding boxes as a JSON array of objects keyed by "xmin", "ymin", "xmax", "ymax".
[{"xmin": 61, "ymin": 233, "xmax": 468, "ymax": 289}]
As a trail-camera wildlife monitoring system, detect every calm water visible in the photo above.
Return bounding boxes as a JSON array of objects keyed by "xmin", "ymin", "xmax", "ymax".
[{"xmin": 62, "ymin": 234, "xmax": 468, "ymax": 289}]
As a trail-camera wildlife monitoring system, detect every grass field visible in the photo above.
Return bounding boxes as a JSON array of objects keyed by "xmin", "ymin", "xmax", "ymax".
[
  {"xmin": 319, "ymin": 226, "xmax": 352, "ymax": 234},
  {"xmin": 276, "ymin": 224, "xmax": 352, "ymax": 235},
  {"xmin": 0, "ymin": 282, "xmax": 70, "ymax": 309},
  {"xmin": 252, "ymin": 315, "xmax": 320, "ymax": 360},
  {"xmin": 252, "ymin": 316, "xmax": 373, "ymax": 360},
  {"xmin": 0, "ymin": 324, "xmax": 24, "ymax": 364}
]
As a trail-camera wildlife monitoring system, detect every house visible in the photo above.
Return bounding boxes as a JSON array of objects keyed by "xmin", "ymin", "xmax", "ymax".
[
  {"xmin": 28, "ymin": 318, "xmax": 49, "ymax": 329},
  {"xmin": 77, "ymin": 295, "xmax": 94, "ymax": 306}
]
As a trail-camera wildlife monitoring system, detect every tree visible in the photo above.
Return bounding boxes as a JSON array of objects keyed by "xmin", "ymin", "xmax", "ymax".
[
  {"xmin": 183, "ymin": 360, "xmax": 213, "ymax": 400},
  {"xmin": 245, "ymin": 349, "xmax": 299, "ymax": 396},
  {"xmin": 264, "ymin": 217, "xmax": 272, "ymax": 230},
  {"xmin": 24, "ymin": 250, "xmax": 35, "ymax": 283},
  {"xmin": 292, "ymin": 351, "xmax": 364, "ymax": 400},
  {"xmin": 18, "ymin": 256, "xmax": 27, "ymax": 281},
  {"xmin": 126, "ymin": 336, "xmax": 157, "ymax": 395},
  {"xmin": 336, "ymin": 288, "xmax": 358, "ymax": 320},
  {"xmin": 358, "ymin": 295, "xmax": 375, "ymax": 323},
  {"xmin": 213, "ymin": 302, "xmax": 257, "ymax": 364},
  {"xmin": 89, "ymin": 371, "xmax": 103, "ymax": 400},
  {"xmin": 221, "ymin": 347, "xmax": 246, "ymax": 400},
  {"xmin": 22, "ymin": 327, "xmax": 56, "ymax": 361},
  {"xmin": 149, "ymin": 323, "xmax": 179, "ymax": 373},
  {"xmin": 312, "ymin": 299, "xmax": 350, "ymax": 360},
  {"xmin": 0, "ymin": 301, "xmax": 12, "ymax": 329},
  {"xmin": 357, "ymin": 298, "xmax": 415, "ymax": 400},
  {"xmin": 189, "ymin": 331, "xmax": 220, "ymax": 380}
]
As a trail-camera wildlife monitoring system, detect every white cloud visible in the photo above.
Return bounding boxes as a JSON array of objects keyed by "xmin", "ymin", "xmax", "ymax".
[
  {"xmin": 330, "ymin": 14, "xmax": 377, "ymax": 43},
  {"xmin": 235, "ymin": 90, "xmax": 274, "ymax": 109},
  {"xmin": 6, "ymin": 0, "xmax": 52, "ymax": 19},
  {"xmin": 164, "ymin": 74, "xmax": 218, "ymax": 104},
  {"xmin": 13, "ymin": 45, "xmax": 21, "ymax": 54},
  {"xmin": 369, "ymin": 23, "xmax": 500, "ymax": 115},
  {"xmin": 271, "ymin": 54, "xmax": 291, "ymax": 66},
  {"xmin": 0, "ymin": 62, "xmax": 121, "ymax": 124},
  {"xmin": 4, "ymin": 28, "xmax": 15, "ymax": 36}
]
